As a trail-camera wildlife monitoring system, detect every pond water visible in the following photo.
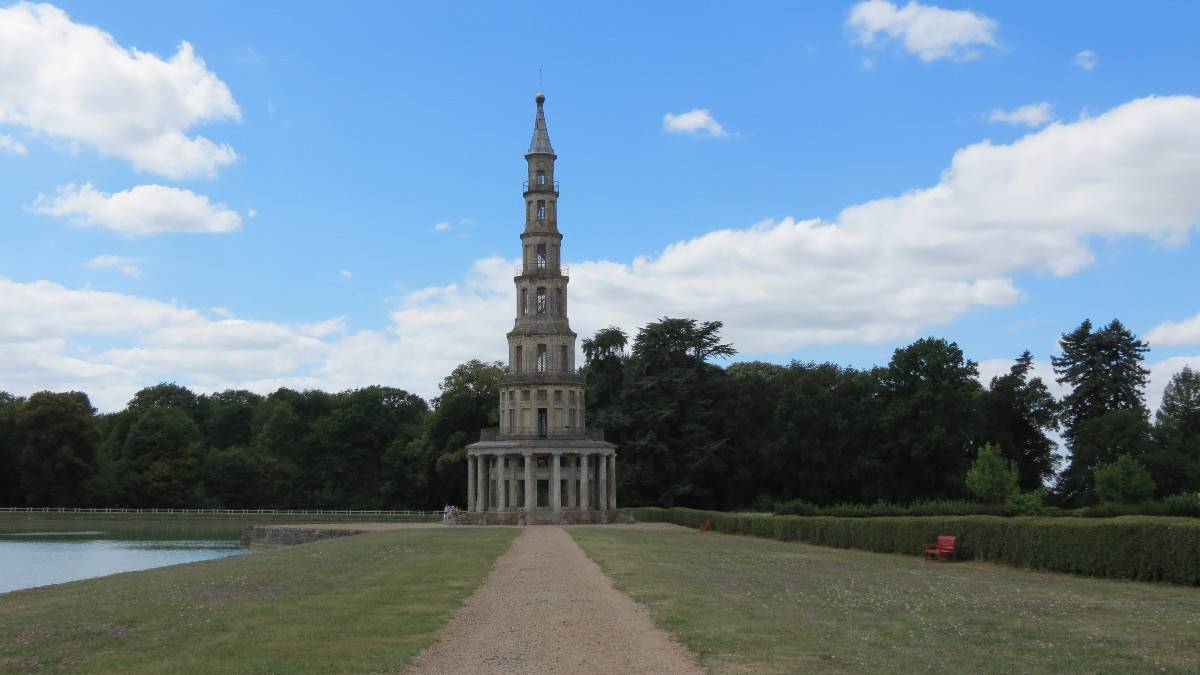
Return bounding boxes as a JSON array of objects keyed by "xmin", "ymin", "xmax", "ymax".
[{"xmin": 0, "ymin": 520, "xmax": 249, "ymax": 594}]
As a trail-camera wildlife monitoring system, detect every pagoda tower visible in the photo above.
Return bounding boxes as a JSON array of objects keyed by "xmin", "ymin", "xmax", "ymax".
[{"xmin": 465, "ymin": 93, "xmax": 618, "ymax": 524}]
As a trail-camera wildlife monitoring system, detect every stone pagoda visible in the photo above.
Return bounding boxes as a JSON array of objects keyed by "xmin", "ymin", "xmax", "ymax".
[{"xmin": 464, "ymin": 93, "xmax": 618, "ymax": 524}]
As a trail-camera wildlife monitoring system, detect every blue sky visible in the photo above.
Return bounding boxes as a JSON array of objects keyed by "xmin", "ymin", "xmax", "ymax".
[{"xmin": 2, "ymin": 0, "xmax": 1199, "ymax": 411}]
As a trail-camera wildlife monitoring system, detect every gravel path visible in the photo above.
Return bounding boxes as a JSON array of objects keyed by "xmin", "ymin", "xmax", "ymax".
[{"xmin": 408, "ymin": 526, "xmax": 703, "ymax": 675}]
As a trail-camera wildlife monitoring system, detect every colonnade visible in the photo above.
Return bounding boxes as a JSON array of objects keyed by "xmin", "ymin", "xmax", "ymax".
[{"xmin": 467, "ymin": 451, "xmax": 616, "ymax": 512}]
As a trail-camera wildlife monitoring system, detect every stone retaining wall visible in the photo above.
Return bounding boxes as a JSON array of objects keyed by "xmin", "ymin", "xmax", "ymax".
[{"xmin": 244, "ymin": 525, "xmax": 369, "ymax": 547}]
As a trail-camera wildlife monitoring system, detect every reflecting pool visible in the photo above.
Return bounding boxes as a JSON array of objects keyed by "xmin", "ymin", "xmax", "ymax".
[{"xmin": 0, "ymin": 520, "xmax": 249, "ymax": 594}]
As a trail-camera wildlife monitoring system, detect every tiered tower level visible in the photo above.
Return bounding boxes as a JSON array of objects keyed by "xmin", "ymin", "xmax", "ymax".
[
  {"xmin": 501, "ymin": 92, "xmax": 585, "ymax": 438},
  {"xmin": 464, "ymin": 94, "xmax": 617, "ymax": 523}
]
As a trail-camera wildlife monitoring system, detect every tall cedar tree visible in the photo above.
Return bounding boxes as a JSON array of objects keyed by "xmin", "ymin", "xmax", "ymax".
[
  {"xmin": 980, "ymin": 351, "xmax": 1062, "ymax": 489},
  {"xmin": 1148, "ymin": 366, "xmax": 1200, "ymax": 494},
  {"xmin": 620, "ymin": 318, "xmax": 735, "ymax": 507},
  {"xmin": 581, "ymin": 326, "xmax": 630, "ymax": 449},
  {"xmin": 1052, "ymin": 319, "xmax": 1150, "ymax": 504}
]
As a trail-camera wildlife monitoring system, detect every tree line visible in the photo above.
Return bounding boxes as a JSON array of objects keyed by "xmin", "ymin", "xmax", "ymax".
[{"xmin": 1, "ymin": 317, "xmax": 1197, "ymax": 509}]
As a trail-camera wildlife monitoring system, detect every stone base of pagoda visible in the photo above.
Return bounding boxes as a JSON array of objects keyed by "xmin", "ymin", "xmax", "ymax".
[{"xmin": 452, "ymin": 509, "xmax": 635, "ymax": 526}]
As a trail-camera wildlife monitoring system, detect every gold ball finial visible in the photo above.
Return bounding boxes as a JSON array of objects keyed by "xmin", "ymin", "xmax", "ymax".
[{"xmin": 535, "ymin": 92, "xmax": 545, "ymax": 106}]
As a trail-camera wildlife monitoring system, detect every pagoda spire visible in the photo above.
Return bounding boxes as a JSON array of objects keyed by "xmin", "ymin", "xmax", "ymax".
[{"xmin": 527, "ymin": 92, "xmax": 555, "ymax": 156}]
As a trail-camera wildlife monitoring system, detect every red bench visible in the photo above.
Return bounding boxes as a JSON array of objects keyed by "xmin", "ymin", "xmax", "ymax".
[{"xmin": 923, "ymin": 535, "xmax": 957, "ymax": 561}]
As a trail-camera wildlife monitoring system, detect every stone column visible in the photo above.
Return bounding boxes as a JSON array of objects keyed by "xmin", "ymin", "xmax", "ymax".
[
  {"xmin": 498, "ymin": 455, "xmax": 507, "ymax": 511},
  {"xmin": 508, "ymin": 456, "xmax": 518, "ymax": 508},
  {"xmin": 477, "ymin": 453, "xmax": 488, "ymax": 512},
  {"xmin": 551, "ymin": 452, "xmax": 561, "ymax": 510},
  {"xmin": 467, "ymin": 454, "xmax": 476, "ymax": 512},
  {"xmin": 524, "ymin": 452, "xmax": 534, "ymax": 511},
  {"xmin": 567, "ymin": 455, "xmax": 578, "ymax": 508},
  {"xmin": 597, "ymin": 453, "xmax": 607, "ymax": 512},
  {"xmin": 608, "ymin": 455, "xmax": 617, "ymax": 510},
  {"xmin": 579, "ymin": 453, "xmax": 590, "ymax": 510}
]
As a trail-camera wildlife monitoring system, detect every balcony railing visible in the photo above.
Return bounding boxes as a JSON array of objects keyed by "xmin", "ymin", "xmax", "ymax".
[
  {"xmin": 522, "ymin": 180, "xmax": 560, "ymax": 195},
  {"xmin": 479, "ymin": 426, "xmax": 606, "ymax": 442},
  {"xmin": 514, "ymin": 264, "xmax": 569, "ymax": 277},
  {"xmin": 503, "ymin": 371, "xmax": 586, "ymax": 386}
]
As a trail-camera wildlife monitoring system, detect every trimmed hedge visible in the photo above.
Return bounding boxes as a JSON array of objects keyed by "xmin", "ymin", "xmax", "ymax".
[
  {"xmin": 632, "ymin": 507, "xmax": 1200, "ymax": 585},
  {"xmin": 773, "ymin": 494, "xmax": 1200, "ymax": 519}
]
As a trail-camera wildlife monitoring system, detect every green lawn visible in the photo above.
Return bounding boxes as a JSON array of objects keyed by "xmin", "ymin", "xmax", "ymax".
[
  {"xmin": 0, "ymin": 528, "xmax": 517, "ymax": 673},
  {"xmin": 569, "ymin": 526, "xmax": 1200, "ymax": 674}
]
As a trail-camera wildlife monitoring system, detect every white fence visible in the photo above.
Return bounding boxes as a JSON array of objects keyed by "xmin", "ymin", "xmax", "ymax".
[{"xmin": 0, "ymin": 507, "xmax": 442, "ymax": 516}]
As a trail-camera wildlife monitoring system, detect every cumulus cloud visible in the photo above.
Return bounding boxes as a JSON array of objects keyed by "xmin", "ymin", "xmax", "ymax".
[
  {"xmin": 0, "ymin": 133, "xmax": 27, "ymax": 155},
  {"xmin": 1073, "ymin": 49, "xmax": 1097, "ymax": 71},
  {"xmin": 662, "ymin": 109, "xmax": 730, "ymax": 138},
  {"xmin": 0, "ymin": 277, "xmax": 337, "ymax": 410},
  {"xmin": 32, "ymin": 183, "xmax": 242, "ymax": 236},
  {"xmin": 847, "ymin": 0, "xmax": 998, "ymax": 62},
  {"xmin": 7, "ymin": 96, "xmax": 1200, "ymax": 412},
  {"xmin": 988, "ymin": 102, "xmax": 1054, "ymax": 127},
  {"xmin": 433, "ymin": 220, "xmax": 452, "ymax": 231},
  {"xmin": 339, "ymin": 269, "xmax": 352, "ymax": 279},
  {"xmin": 84, "ymin": 254, "xmax": 141, "ymax": 278},
  {"xmin": 1147, "ymin": 312, "xmax": 1200, "ymax": 346},
  {"xmin": 0, "ymin": 3, "xmax": 240, "ymax": 178}
]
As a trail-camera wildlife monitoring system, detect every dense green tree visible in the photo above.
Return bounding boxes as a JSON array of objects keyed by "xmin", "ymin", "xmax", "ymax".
[
  {"xmin": 418, "ymin": 360, "xmax": 502, "ymax": 507},
  {"xmin": 770, "ymin": 362, "xmax": 884, "ymax": 504},
  {"xmin": 878, "ymin": 338, "xmax": 983, "ymax": 502},
  {"xmin": 582, "ymin": 327, "xmax": 630, "ymax": 445},
  {"xmin": 723, "ymin": 361, "xmax": 787, "ymax": 506},
  {"xmin": 620, "ymin": 318, "xmax": 735, "ymax": 507},
  {"xmin": 13, "ymin": 392, "xmax": 98, "ymax": 506},
  {"xmin": 203, "ymin": 445, "xmax": 291, "ymax": 508},
  {"xmin": 305, "ymin": 386, "xmax": 428, "ymax": 508},
  {"xmin": 1053, "ymin": 319, "xmax": 1150, "ymax": 503},
  {"xmin": 1093, "ymin": 455, "xmax": 1156, "ymax": 504},
  {"xmin": 117, "ymin": 405, "xmax": 205, "ymax": 507},
  {"xmin": 965, "ymin": 443, "xmax": 1019, "ymax": 503},
  {"xmin": 201, "ymin": 389, "xmax": 263, "ymax": 449},
  {"xmin": 980, "ymin": 351, "xmax": 1061, "ymax": 489},
  {"xmin": 0, "ymin": 392, "xmax": 24, "ymax": 505},
  {"xmin": 1147, "ymin": 366, "xmax": 1200, "ymax": 495}
]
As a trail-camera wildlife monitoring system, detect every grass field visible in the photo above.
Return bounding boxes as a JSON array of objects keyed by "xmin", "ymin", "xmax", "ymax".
[
  {"xmin": 570, "ymin": 526, "xmax": 1200, "ymax": 674},
  {"xmin": 0, "ymin": 527, "xmax": 517, "ymax": 673}
]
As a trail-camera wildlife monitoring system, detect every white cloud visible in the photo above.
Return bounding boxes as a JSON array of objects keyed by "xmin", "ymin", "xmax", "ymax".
[
  {"xmin": 7, "ymin": 96, "xmax": 1200, "ymax": 413},
  {"xmin": 988, "ymin": 102, "xmax": 1054, "ymax": 127},
  {"xmin": 84, "ymin": 254, "xmax": 141, "ymax": 278},
  {"xmin": 247, "ymin": 209, "xmax": 258, "ymax": 219},
  {"xmin": 1073, "ymin": 49, "xmax": 1097, "ymax": 71},
  {"xmin": 433, "ymin": 220, "xmax": 452, "ymax": 231},
  {"xmin": 847, "ymin": 0, "xmax": 998, "ymax": 62},
  {"xmin": 1147, "ymin": 312, "xmax": 1200, "ymax": 346},
  {"xmin": 339, "ymin": 269, "xmax": 352, "ymax": 279},
  {"xmin": 0, "ymin": 277, "xmax": 337, "ymax": 410},
  {"xmin": 662, "ymin": 109, "xmax": 730, "ymax": 138},
  {"xmin": 0, "ymin": 3, "xmax": 240, "ymax": 178},
  {"xmin": 32, "ymin": 183, "xmax": 242, "ymax": 236},
  {"xmin": 0, "ymin": 133, "xmax": 27, "ymax": 155}
]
